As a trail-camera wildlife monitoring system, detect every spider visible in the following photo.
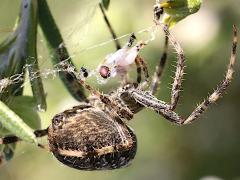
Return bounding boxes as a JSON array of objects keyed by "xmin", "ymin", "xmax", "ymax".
[
  {"xmin": 0, "ymin": 2, "xmax": 238, "ymax": 171},
  {"xmin": 0, "ymin": 23, "xmax": 237, "ymax": 170}
]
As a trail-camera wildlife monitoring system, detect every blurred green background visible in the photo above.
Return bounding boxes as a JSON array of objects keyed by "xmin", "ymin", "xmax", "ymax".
[{"xmin": 0, "ymin": 0, "xmax": 240, "ymax": 180}]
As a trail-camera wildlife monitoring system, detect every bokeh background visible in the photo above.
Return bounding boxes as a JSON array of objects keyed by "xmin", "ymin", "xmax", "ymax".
[{"xmin": 0, "ymin": 0, "xmax": 240, "ymax": 180}]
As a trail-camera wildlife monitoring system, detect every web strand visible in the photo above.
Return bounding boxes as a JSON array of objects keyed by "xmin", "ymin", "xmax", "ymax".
[{"xmin": 0, "ymin": 23, "xmax": 159, "ymax": 95}]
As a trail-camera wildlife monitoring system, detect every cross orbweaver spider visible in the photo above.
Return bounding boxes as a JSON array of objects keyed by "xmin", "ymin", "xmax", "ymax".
[{"xmin": 0, "ymin": 3, "xmax": 238, "ymax": 171}]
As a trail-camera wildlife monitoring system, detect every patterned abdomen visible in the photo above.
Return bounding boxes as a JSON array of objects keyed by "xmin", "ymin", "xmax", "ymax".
[{"xmin": 48, "ymin": 104, "xmax": 137, "ymax": 170}]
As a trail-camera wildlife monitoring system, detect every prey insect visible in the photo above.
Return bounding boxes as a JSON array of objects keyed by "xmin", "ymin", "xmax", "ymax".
[{"xmin": 98, "ymin": 33, "xmax": 149, "ymax": 85}]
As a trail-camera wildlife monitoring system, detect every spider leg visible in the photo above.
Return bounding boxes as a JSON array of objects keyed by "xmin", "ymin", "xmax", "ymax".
[
  {"xmin": 75, "ymin": 75, "xmax": 134, "ymax": 120},
  {"xmin": 161, "ymin": 25, "xmax": 186, "ymax": 110},
  {"xmin": 132, "ymin": 25, "xmax": 237, "ymax": 125},
  {"xmin": 99, "ymin": 3, "xmax": 121, "ymax": 50},
  {"xmin": 149, "ymin": 34, "xmax": 169, "ymax": 94},
  {"xmin": 0, "ymin": 128, "xmax": 48, "ymax": 148},
  {"xmin": 137, "ymin": 56, "xmax": 150, "ymax": 84},
  {"xmin": 135, "ymin": 55, "xmax": 149, "ymax": 86},
  {"xmin": 183, "ymin": 25, "xmax": 238, "ymax": 124},
  {"xmin": 135, "ymin": 57, "xmax": 142, "ymax": 84},
  {"xmin": 129, "ymin": 90, "xmax": 182, "ymax": 124}
]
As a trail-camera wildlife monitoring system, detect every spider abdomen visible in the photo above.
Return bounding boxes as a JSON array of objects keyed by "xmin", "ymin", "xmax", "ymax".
[{"xmin": 48, "ymin": 105, "xmax": 137, "ymax": 170}]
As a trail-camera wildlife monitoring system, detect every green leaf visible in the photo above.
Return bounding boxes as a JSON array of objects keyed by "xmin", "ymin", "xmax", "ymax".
[
  {"xmin": 24, "ymin": 0, "xmax": 47, "ymax": 111},
  {"xmin": 0, "ymin": 0, "xmax": 44, "ymax": 164},
  {"xmin": 0, "ymin": 96, "xmax": 41, "ymax": 163},
  {"xmin": 8, "ymin": 96, "xmax": 41, "ymax": 129},
  {"xmin": 37, "ymin": 0, "xmax": 87, "ymax": 102},
  {"xmin": 0, "ymin": 100, "xmax": 37, "ymax": 144},
  {"xmin": 160, "ymin": 0, "xmax": 202, "ymax": 28},
  {"xmin": 0, "ymin": 0, "xmax": 47, "ymax": 111},
  {"xmin": 101, "ymin": 0, "xmax": 110, "ymax": 10}
]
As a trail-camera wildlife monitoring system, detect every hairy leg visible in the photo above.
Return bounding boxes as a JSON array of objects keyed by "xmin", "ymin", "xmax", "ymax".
[
  {"xmin": 131, "ymin": 26, "xmax": 237, "ymax": 125},
  {"xmin": 71, "ymin": 68, "xmax": 134, "ymax": 120},
  {"xmin": 183, "ymin": 25, "xmax": 238, "ymax": 124},
  {"xmin": 161, "ymin": 25, "xmax": 186, "ymax": 110},
  {"xmin": 153, "ymin": 3, "xmax": 185, "ymax": 110}
]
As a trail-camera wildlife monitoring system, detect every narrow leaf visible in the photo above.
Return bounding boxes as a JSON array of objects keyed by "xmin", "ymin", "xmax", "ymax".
[
  {"xmin": 101, "ymin": 0, "xmax": 110, "ymax": 10},
  {"xmin": 37, "ymin": 0, "xmax": 87, "ymax": 102},
  {"xmin": 0, "ymin": 100, "xmax": 37, "ymax": 144},
  {"xmin": 0, "ymin": 0, "xmax": 47, "ymax": 111}
]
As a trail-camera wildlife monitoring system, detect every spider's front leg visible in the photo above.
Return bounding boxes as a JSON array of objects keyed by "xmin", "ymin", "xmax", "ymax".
[
  {"xmin": 131, "ymin": 25, "xmax": 238, "ymax": 125},
  {"xmin": 71, "ymin": 69, "xmax": 134, "ymax": 120},
  {"xmin": 129, "ymin": 90, "xmax": 183, "ymax": 124},
  {"xmin": 162, "ymin": 25, "xmax": 186, "ymax": 111},
  {"xmin": 149, "ymin": 22, "xmax": 185, "ymax": 110}
]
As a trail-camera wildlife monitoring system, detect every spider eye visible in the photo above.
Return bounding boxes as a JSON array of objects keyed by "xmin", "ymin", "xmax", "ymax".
[{"xmin": 99, "ymin": 65, "xmax": 111, "ymax": 79}]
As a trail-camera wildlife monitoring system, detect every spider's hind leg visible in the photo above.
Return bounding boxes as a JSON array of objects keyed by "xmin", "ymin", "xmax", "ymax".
[{"xmin": 0, "ymin": 128, "xmax": 48, "ymax": 146}]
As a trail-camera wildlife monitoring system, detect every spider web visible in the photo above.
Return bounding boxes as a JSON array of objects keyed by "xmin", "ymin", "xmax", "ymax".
[
  {"xmin": 0, "ymin": 0, "xmax": 161, "ymax": 97},
  {"xmin": 0, "ymin": 0, "xmax": 169, "ymax": 166}
]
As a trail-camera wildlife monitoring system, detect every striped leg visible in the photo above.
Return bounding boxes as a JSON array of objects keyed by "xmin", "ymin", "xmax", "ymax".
[
  {"xmin": 183, "ymin": 25, "xmax": 238, "ymax": 124},
  {"xmin": 134, "ymin": 54, "xmax": 150, "ymax": 86},
  {"xmin": 71, "ymin": 69, "xmax": 134, "ymax": 120},
  {"xmin": 135, "ymin": 57, "xmax": 142, "ymax": 84},
  {"xmin": 149, "ymin": 34, "xmax": 169, "ymax": 94},
  {"xmin": 132, "ymin": 26, "xmax": 238, "ymax": 125},
  {"xmin": 161, "ymin": 26, "xmax": 186, "ymax": 110},
  {"xmin": 136, "ymin": 55, "xmax": 149, "ymax": 84},
  {"xmin": 0, "ymin": 128, "xmax": 48, "ymax": 147}
]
